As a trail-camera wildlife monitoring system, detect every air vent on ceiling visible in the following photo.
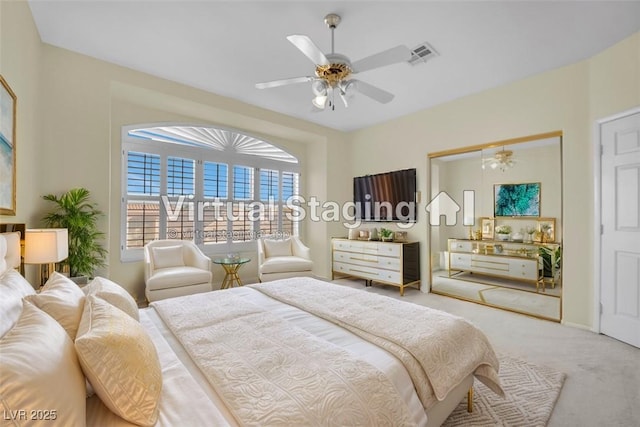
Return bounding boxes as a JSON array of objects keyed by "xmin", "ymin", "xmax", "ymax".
[{"xmin": 407, "ymin": 42, "xmax": 438, "ymax": 66}]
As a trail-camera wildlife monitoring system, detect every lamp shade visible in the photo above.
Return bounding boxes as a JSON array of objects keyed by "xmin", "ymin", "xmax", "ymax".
[{"xmin": 24, "ymin": 229, "xmax": 69, "ymax": 264}]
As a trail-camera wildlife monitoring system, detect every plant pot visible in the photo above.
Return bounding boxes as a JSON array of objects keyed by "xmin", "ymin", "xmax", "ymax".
[
  {"xmin": 496, "ymin": 233, "xmax": 510, "ymax": 241},
  {"xmin": 381, "ymin": 237, "xmax": 393, "ymax": 242}
]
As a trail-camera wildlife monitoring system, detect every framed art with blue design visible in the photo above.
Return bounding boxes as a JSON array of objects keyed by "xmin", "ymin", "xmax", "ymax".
[{"xmin": 494, "ymin": 182, "xmax": 540, "ymax": 217}]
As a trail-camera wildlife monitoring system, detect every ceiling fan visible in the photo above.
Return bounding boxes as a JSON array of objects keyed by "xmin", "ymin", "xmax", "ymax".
[
  {"xmin": 255, "ymin": 13, "xmax": 412, "ymax": 111},
  {"xmin": 482, "ymin": 147, "xmax": 516, "ymax": 172}
]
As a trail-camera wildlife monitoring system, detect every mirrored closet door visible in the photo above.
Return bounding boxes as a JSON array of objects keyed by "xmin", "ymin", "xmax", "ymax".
[{"xmin": 428, "ymin": 132, "xmax": 563, "ymax": 321}]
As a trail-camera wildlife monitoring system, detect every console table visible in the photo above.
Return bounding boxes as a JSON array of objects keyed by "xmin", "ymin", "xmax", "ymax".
[
  {"xmin": 447, "ymin": 239, "xmax": 561, "ymax": 292},
  {"xmin": 331, "ymin": 238, "xmax": 420, "ymax": 295}
]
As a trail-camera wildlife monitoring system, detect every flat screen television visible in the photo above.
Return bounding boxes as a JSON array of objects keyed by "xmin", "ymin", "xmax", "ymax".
[{"xmin": 353, "ymin": 168, "xmax": 417, "ymax": 222}]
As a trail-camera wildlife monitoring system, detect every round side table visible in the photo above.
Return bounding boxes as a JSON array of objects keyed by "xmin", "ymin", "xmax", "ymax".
[{"xmin": 213, "ymin": 257, "xmax": 251, "ymax": 289}]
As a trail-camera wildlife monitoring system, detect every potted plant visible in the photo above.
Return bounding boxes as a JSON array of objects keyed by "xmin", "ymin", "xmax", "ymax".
[
  {"xmin": 495, "ymin": 224, "xmax": 512, "ymax": 241},
  {"xmin": 539, "ymin": 245, "xmax": 562, "ymax": 278},
  {"xmin": 380, "ymin": 228, "xmax": 394, "ymax": 242},
  {"xmin": 42, "ymin": 188, "xmax": 107, "ymax": 283}
]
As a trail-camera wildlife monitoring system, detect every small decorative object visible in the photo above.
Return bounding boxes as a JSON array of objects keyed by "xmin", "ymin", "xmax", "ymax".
[
  {"xmin": 394, "ymin": 231, "xmax": 408, "ymax": 242},
  {"xmin": 474, "ymin": 229, "xmax": 483, "ymax": 240},
  {"xmin": 511, "ymin": 230, "xmax": 524, "ymax": 243},
  {"xmin": 379, "ymin": 228, "xmax": 394, "ymax": 242},
  {"xmin": 348, "ymin": 228, "xmax": 358, "ymax": 240},
  {"xmin": 481, "ymin": 217, "xmax": 495, "ymax": 240},
  {"xmin": 368, "ymin": 228, "xmax": 379, "ymax": 241},
  {"xmin": 495, "ymin": 224, "xmax": 512, "ymax": 241},
  {"xmin": 494, "ymin": 244, "xmax": 504, "ymax": 254},
  {"xmin": 227, "ymin": 252, "xmax": 239, "ymax": 260},
  {"xmin": 525, "ymin": 226, "xmax": 536, "ymax": 243},
  {"xmin": 358, "ymin": 229, "xmax": 369, "ymax": 240},
  {"xmin": 536, "ymin": 218, "xmax": 556, "ymax": 243}
]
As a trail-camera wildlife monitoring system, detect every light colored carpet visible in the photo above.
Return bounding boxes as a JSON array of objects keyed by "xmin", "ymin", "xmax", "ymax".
[
  {"xmin": 443, "ymin": 355, "xmax": 566, "ymax": 427},
  {"xmin": 330, "ymin": 278, "xmax": 640, "ymax": 427}
]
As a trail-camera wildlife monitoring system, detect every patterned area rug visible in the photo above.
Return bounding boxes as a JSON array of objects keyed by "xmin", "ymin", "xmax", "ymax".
[{"xmin": 443, "ymin": 355, "xmax": 566, "ymax": 427}]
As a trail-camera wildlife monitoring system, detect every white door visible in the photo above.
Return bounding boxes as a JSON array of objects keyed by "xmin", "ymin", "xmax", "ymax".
[{"xmin": 600, "ymin": 110, "xmax": 640, "ymax": 348}]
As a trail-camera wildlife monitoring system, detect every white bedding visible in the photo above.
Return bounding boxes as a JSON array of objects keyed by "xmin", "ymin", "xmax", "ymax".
[
  {"xmin": 88, "ymin": 286, "xmax": 430, "ymax": 426},
  {"xmin": 84, "ymin": 279, "xmax": 502, "ymax": 427}
]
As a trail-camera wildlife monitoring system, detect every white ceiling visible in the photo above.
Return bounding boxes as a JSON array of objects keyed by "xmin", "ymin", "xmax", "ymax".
[{"xmin": 28, "ymin": 1, "xmax": 640, "ymax": 132}]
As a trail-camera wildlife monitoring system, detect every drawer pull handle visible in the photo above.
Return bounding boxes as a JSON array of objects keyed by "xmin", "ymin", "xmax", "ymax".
[
  {"xmin": 350, "ymin": 257, "xmax": 377, "ymax": 263},
  {"xmin": 351, "ymin": 269, "xmax": 378, "ymax": 276}
]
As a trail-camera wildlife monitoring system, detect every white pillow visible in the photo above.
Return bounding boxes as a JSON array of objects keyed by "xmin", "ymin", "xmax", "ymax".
[
  {"xmin": 75, "ymin": 295, "xmax": 162, "ymax": 426},
  {"xmin": 0, "ymin": 301, "xmax": 86, "ymax": 425},
  {"xmin": 151, "ymin": 245, "xmax": 185, "ymax": 269},
  {"xmin": 0, "ymin": 269, "xmax": 36, "ymax": 338},
  {"xmin": 263, "ymin": 238, "xmax": 292, "ymax": 258},
  {"xmin": 24, "ymin": 272, "xmax": 85, "ymax": 339},
  {"xmin": 84, "ymin": 276, "xmax": 140, "ymax": 321}
]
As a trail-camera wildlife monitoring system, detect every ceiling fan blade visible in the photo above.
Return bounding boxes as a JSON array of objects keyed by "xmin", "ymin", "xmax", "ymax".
[
  {"xmin": 351, "ymin": 45, "xmax": 412, "ymax": 73},
  {"xmin": 287, "ymin": 35, "xmax": 330, "ymax": 66},
  {"xmin": 255, "ymin": 76, "xmax": 313, "ymax": 89},
  {"xmin": 352, "ymin": 79, "xmax": 394, "ymax": 104}
]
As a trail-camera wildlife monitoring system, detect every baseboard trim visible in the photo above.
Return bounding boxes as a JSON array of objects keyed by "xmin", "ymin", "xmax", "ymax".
[{"xmin": 561, "ymin": 320, "xmax": 594, "ymax": 332}]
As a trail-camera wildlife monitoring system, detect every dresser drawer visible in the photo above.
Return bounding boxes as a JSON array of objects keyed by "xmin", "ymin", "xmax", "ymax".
[
  {"xmin": 333, "ymin": 251, "xmax": 401, "ymax": 271},
  {"xmin": 449, "ymin": 240, "xmax": 473, "ymax": 252},
  {"xmin": 507, "ymin": 259, "xmax": 539, "ymax": 280},
  {"xmin": 450, "ymin": 253, "xmax": 471, "ymax": 269},
  {"xmin": 377, "ymin": 243, "xmax": 401, "ymax": 257},
  {"xmin": 332, "ymin": 262, "xmax": 402, "ymax": 285}
]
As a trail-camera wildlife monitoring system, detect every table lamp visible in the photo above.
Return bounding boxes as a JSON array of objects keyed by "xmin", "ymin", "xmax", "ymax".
[{"xmin": 24, "ymin": 228, "xmax": 69, "ymax": 287}]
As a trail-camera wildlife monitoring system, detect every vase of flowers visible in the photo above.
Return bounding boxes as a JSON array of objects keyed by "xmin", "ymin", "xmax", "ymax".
[
  {"xmin": 525, "ymin": 226, "xmax": 536, "ymax": 243},
  {"xmin": 495, "ymin": 224, "xmax": 512, "ymax": 241}
]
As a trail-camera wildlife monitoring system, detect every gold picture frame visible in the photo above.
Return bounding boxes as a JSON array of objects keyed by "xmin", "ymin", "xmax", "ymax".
[
  {"xmin": 535, "ymin": 217, "xmax": 556, "ymax": 243},
  {"xmin": 0, "ymin": 75, "xmax": 17, "ymax": 215},
  {"xmin": 481, "ymin": 217, "xmax": 495, "ymax": 240}
]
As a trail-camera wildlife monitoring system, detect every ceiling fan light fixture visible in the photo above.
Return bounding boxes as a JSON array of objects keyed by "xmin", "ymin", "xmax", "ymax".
[
  {"xmin": 311, "ymin": 79, "xmax": 329, "ymax": 96},
  {"xmin": 482, "ymin": 148, "xmax": 515, "ymax": 172},
  {"xmin": 312, "ymin": 94, "xmax": 328, "ymax": 109}
]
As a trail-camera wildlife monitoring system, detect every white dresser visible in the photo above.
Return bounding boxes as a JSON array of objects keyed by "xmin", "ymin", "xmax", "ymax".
[
  {"xmin": 448, "ymin": 239, "xmax": 547, "ymax": 291},
  {"xmin": 331, "ymin": 238, "xmax": 420, "ymax": 295}
]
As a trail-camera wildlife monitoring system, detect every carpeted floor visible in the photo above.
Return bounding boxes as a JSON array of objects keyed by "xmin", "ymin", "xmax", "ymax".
[
  {"xmin": 443, "ymin": 355, "xmax": 566, "ymax": 427},
  {"xmin": 331, "ymin": 277, "xmax": 640, "ymax": 427}
]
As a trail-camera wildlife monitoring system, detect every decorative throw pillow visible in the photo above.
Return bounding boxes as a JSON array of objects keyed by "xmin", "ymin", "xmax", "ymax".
[
  {"xmin": 24, "ymin": 272, "xmax": 85, "ymax": 339},
  {"xmin": 75, "ymin": 295, "xmax": 162, "ymax": 426},
  {"xmin": 0, "ymin": 301, "xmax": 86, "ymax": 425},
  {"xmin": 263, "ymin": 238, "xmax": 292, "ymax": 258},
  {"xmin": 0, "ymin": 269, "xmax": 36, "ymax": 338},
  {"xmin": 151, "ymin": 245, "xmax": 185, "ymax": 269},
  {"xmin": 84, "ymin": 276, "xmax": 140, "ymax": 321}
]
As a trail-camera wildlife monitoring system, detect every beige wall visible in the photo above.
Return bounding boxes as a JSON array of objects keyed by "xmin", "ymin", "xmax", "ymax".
[
  {"xmin": 0, "ymin": 1, "xmax": 44, "ymax": 284},
  {"xmin": 349, "ymin": 32, "xmax": 640, "ymax": 329},
  {"xmin": 2, "ymin": 0, "xmax": 638, "ymax": 328},
  {"xmin": 1, "ymin": 0, "xmax": 350, "ymax": 302}
]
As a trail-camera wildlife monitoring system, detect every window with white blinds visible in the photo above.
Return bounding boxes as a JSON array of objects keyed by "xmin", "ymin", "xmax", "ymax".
[{"xmin": 121, "ymin": 125, "xmax": 300, "ymax": 261}]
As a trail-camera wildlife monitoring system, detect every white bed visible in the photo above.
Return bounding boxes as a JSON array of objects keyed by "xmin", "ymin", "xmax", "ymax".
[{"xmin": 0, "ymin": 232, "xmax": 502, "ymax": 427}]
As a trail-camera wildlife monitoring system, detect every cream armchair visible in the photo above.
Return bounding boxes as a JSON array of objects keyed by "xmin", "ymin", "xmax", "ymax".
[
  {"xmin": 257, "ymin": 236, "xmax": 314, "ymax": 282},
  {"xmin": 144, "ymin": 240, "xmax": 212, "ymax": 302}
]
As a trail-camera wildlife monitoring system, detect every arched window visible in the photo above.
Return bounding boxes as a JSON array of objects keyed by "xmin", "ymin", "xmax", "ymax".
[{"xmin": 121, "ymin": 124, "xmax": 299, "ymax": 261}]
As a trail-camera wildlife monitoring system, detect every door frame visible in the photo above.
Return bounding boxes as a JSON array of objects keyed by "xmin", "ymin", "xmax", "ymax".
[{"xmin": 593, "ymin": 105, "xmax": 640, "ymax": 334}]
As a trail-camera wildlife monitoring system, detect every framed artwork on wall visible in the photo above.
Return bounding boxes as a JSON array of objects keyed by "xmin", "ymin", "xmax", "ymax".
[
  {"xmin": 494, "ymin": 182, "xmax": 540, "ymax": 217},
  {"xmin": 0, "ymin": 75, "xmax": 17, "ymax": 215},
  {"xmin": 481, "ymin": 217, "xmax": 495, "ymax": 240},
  {"xmin": 535, "ymin": 217, "xmax": 556, "ymax": 243}
]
